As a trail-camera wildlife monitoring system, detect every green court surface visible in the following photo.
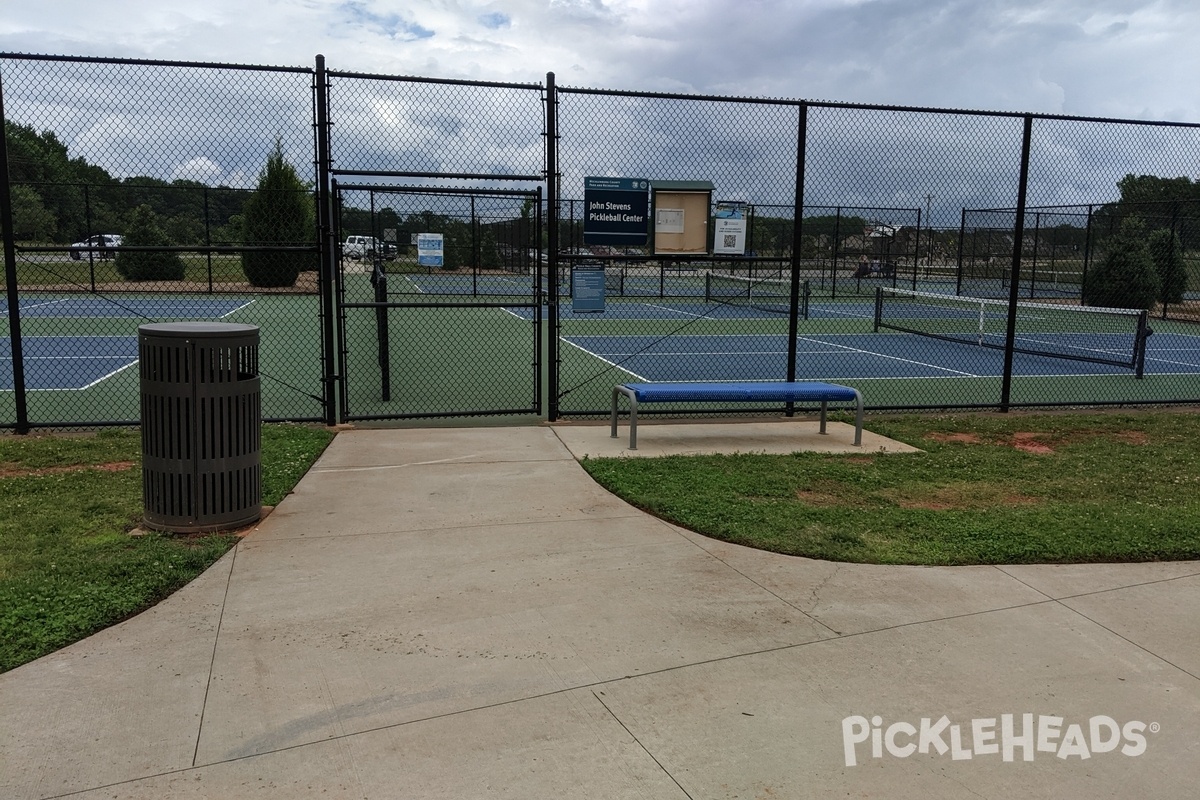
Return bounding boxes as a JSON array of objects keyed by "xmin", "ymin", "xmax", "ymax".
[{"xmin": 5, "ymin": 276, "xmax": 1200, "ymax": 427}]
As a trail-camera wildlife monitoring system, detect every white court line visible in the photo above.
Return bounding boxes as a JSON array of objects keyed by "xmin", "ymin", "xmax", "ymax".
[
  {"xmin": 1143, "ymin": 355, "xmax": 1200, "ymax": 370},
  {"xmin": 795, "ymin": 335, "xmax": 981, "ymax": 377},
  {"xmin": 3, "ymin": 298, "xmax": 70, "ymax": 316},
  {"xmin": 498, "ymin": 306, "xmax": 530, "ymax": 321},
  {"xmin": 77, "ymin": 360, "xmax": 139, "ymax": 390},
  {"xmin": 558, "ymin": 337, "xmax": 648, "ymax": 382},
  {"xmin": 810, "ymin": 305, "xmax": 873, "ymax": 320},
  {"xmin": 639, "ymin": 303, "xmax": 718, "ymax": 320},
  {"xmin": 594, "ymin": 350, "xmax": 790, "ymax": 358},
  {"xmin": 218, "ymin": 298, "xmax": 258, "ymax": 318}
]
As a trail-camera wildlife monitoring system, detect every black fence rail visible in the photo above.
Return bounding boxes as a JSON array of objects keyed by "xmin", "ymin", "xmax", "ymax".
[{"xmin": 4, "ymin": 53, "xmax": 1200, "ymax": 430}]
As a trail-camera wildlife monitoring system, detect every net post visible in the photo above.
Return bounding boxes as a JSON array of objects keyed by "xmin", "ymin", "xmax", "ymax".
[
  {"xmin": 873, "ymin": 287, "xmax": 883, "ymax": 332},
  {"xmin": 1135, "ymin": 309, "xmax": 1149, "ymax": 379}
]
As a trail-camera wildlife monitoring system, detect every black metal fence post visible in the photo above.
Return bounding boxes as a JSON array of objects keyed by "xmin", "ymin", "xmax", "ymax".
[
  {"xmin": 786, "ymin": 101, "xmax": 808, "ymax": 407},
  {"xmin": 314, "ymin": 54, "xmax": 338, "ymax": 425},
  {"xmin": 0, "ymin": 68, "xmax": 29, "ymax": 433},
  {"xmin": 545, "ymin": 71, "xmax": 559, "ymax": 421},
  {"xmin": 1000, "ymin": 114, "xmax": 1034, "ymax": 412}
]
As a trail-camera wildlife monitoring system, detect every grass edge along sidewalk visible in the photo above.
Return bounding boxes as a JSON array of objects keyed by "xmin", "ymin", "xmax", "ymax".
[
  {"xmin": 0, "ymin": 424, "xmax": 334, "ymax": 673},
  {"xmin": 581, "ymin": 409, "xmax": 1200, "ymax": 567}
]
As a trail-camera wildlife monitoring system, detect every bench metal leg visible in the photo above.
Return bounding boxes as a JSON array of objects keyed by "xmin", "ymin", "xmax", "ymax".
[
  {"xmin": 610, "ymin": 386, "xmax": 639, "ymax": 449},
  {"xmin": 817, "ymin": 396, "xmax": 863, "ymax": 447},
  {"xmin": 852, "ymin": 389, "xmax": 863, "ymax": 446}
]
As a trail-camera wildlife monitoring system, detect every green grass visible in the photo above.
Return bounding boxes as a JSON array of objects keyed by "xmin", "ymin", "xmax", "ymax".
[
  {"xmin": 0, "ymin": 424, "xmax": 334, "ymax": 673},
  {"xmin": 16, "ymin": 253, "xmax": 272, "ymax": 288},
  {"xmin": 581, "ymin": 409, "xmax": 1200, "ymax": 566}
]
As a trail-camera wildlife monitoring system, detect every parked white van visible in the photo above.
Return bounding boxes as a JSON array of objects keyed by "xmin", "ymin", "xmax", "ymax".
[{"xmin": 343, "ymin": 235, "xmax": 378, "ymax": 260}]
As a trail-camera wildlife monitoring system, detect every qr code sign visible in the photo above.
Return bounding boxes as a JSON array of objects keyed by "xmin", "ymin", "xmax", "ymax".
[{"xmin": 722, "ymin": 234, "xmax": 737, "ymax": 248}]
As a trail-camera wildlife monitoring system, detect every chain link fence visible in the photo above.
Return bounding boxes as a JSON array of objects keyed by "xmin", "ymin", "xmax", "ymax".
[
  {"xmin": 4, "ymin": 54, "xmax": 1200, "ymax": 429},
  {"xmin": 0, "ymin": 55, "xmax": 325, "ymax": 430},
  {"xmin": 550, "ymin": 89, "xmax": 1200, "ymax": 416}
]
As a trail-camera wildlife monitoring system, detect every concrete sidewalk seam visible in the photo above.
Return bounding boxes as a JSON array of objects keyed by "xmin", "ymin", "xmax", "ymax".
[
  {"xmin": 1055, "ymin": 598, "xmax": 1200, "ymax": 685},
  {"xmin": 996, "ymin": 564, "xmax": 1200, "ymax": 601},
  {"xmin": 590, "ymin": 689, "xmax": 696, "ymax": 800},
  {"xmin": 661, "ymin": 522, "xmax": 845, "ymax": 637},
  {"xmin": 191, "ymin": 546, "xmax": 239, "ymax": 769}
]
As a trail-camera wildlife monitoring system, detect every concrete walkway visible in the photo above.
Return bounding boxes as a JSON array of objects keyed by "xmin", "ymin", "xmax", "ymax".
[{"xmin": 2, "ymin": 422, "xmax": 1198, "ymax": 799}]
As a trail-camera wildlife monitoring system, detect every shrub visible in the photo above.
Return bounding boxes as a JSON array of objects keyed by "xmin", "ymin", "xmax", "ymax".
[
  {"xmin": 115, "ymin": 205, "xmax": 185, "ymax": 281},
  {"xmin": 1083, "ymin": 218, "xmax": 1160, "ymax": 310},
  {"xmin": 240, "ymin": 141, "xmax": 315, "ymax": 288}
]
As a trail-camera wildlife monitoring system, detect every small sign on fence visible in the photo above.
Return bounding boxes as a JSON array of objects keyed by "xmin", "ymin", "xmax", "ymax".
[
  {"xmin": 417, "ymin": 233, "xmax": 444, "ymax": 268},
  {"xmin": 713, "ymin": 202, "xmax": 748, "ymax": 255}
]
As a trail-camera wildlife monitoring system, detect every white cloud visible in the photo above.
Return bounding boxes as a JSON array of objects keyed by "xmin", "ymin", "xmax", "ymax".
[{"xmin": 4, "ymin": 0, "xmax": 1197, "ymax": 120}]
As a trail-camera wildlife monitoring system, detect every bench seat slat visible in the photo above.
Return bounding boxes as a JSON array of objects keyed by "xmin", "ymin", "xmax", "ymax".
[
  {"xmin": 611, "ymin": 381, "xmax": 863, "ymax": 450},
  {"xmin": 623, "ymin": 381, "xmax": 859, "ymax": 404}
]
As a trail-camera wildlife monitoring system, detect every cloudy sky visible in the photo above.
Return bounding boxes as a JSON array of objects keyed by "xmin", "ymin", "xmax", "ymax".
[{"xmin": 3, "ymin": 0, "xmax": 1199, "ymax": 121}]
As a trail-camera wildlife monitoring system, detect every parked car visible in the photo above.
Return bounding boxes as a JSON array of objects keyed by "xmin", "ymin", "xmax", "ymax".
[
  {"xmin": 343, "ymin": 235, "xmax": 395, "ymax": 261},
  {"xmin": 68, "ymin": 234, "xmax": 123, "ymax": 261}
]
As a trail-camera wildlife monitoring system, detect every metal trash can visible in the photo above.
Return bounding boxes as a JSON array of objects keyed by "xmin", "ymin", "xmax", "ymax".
[{"xmin": 139, "ymin": 322, "xmax": 261, "ymax": 533}]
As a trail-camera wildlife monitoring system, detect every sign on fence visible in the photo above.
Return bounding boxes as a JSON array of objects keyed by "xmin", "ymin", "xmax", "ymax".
[
  {"xmin": 417, "ymin": 233, "xmax": 444, "ymax": 268},
  {"xmin": 713, "ymin": 202, "xmax": 748, "ymax": 255},
  {"xmin": 583, "ymin": 177, "xmax": 649, "ymax": 246}
]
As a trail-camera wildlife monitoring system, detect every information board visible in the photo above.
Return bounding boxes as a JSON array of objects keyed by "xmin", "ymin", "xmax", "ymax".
[
  {"xmin": 417, "ymin": 233, "xmax": 444, "ymax": 268},
  {"xmin": 571, "ymin": 265, "xmax": 606, "ymax": 313}
]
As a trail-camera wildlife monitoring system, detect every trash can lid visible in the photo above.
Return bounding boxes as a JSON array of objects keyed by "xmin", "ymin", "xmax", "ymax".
[{"xmin": 138, "ymin": 321, "xmax": 259, "ymax": 337}]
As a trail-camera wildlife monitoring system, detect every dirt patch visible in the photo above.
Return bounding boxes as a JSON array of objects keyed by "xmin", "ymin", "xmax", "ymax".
[
  {"xmin": 794, "ymin": 478, "xmax": 872, "ymax": 507},
  {"xmin": 1011, "ymin": 432, "xmax": 1055, "ymax": 455},
  {"xmin": 795, "ymin": 488, "xmax": 846, "ymax": 507},
  {"xmin": 925, "ymin": 432, "xmax": 983, "ymax": 444},
  {"xmin": 888, "ymin": 483, "xmax": 1042, "ymax": 511},
  {"xmin": 0, "ymin": 461, "xmax": 136, "ymax": 479},
  {"xmin": 1113, "ymin": 430, "xmax": 1150, "ymax": 445}
]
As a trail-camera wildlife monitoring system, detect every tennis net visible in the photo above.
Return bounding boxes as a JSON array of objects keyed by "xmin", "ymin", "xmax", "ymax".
[
  {"xmin": 705, "ymin": 273, "xmax": 809, "ymax": 319},
  {"xmin": 873, "ymin": 286, "xmax": 1151, "ymax": 375}
]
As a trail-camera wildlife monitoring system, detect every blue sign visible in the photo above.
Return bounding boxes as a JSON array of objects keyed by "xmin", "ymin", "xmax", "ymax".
[
  {"xmin": 583, "ymin": 177, "xmax": 649, "ymax": 246},
  {"xmin": 571, "ymin": 265, "xmax": 606, "ymax": 313}
]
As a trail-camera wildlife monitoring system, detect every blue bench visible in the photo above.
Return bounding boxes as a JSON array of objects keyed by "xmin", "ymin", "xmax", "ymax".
[{"xmin": 610, "ymin": 381, "xmax": 864, "ymax": 450}]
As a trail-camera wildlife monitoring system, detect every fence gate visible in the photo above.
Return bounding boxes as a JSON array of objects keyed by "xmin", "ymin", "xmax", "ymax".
[{"xmin": 334, "ymin": 183, "xmax": 543, "ymax": 420}]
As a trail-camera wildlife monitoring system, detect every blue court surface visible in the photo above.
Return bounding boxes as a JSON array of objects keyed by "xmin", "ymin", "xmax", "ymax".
[
  {"xmin": 1, "ymin": 296, "xmax": 257, "ymax": 390},
  {"xmin": 561, "ymin": 331, "xmax": 1200, "ymax": 383},
  {"xmin": 0, "ymin": 336, "xmax": 139, "ymax": 390},
  {"xmin": 2, "ymin": 295, "xmax": 254, "ymax": 319}
]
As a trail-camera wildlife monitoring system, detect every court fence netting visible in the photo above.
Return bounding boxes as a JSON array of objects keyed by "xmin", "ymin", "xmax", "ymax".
[{"xmin": 3, "ymin": 52, "xmax": 1200, "ymax": 430}]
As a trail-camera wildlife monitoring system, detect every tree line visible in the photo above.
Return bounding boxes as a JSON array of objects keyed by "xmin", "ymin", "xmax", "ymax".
[{"xmin": 3, "ymin": 118, "xmax": 1195, "ymax": 296}]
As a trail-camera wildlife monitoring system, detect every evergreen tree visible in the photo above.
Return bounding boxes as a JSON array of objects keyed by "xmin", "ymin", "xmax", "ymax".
[
  {"xmin": 1083, "ymin": 217, "xmax": 1160, "ymax": 310},
  {"xmin": 240, "ymin": 141, "xmax": 315, "ymax": 287},
  {"xmin": 1147, "ymin": 228, "xmax": 1188, "ymax": 312},
  {"xmin": 116, "ymin": 204, "xmax": 185, "ymax": 281}
]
